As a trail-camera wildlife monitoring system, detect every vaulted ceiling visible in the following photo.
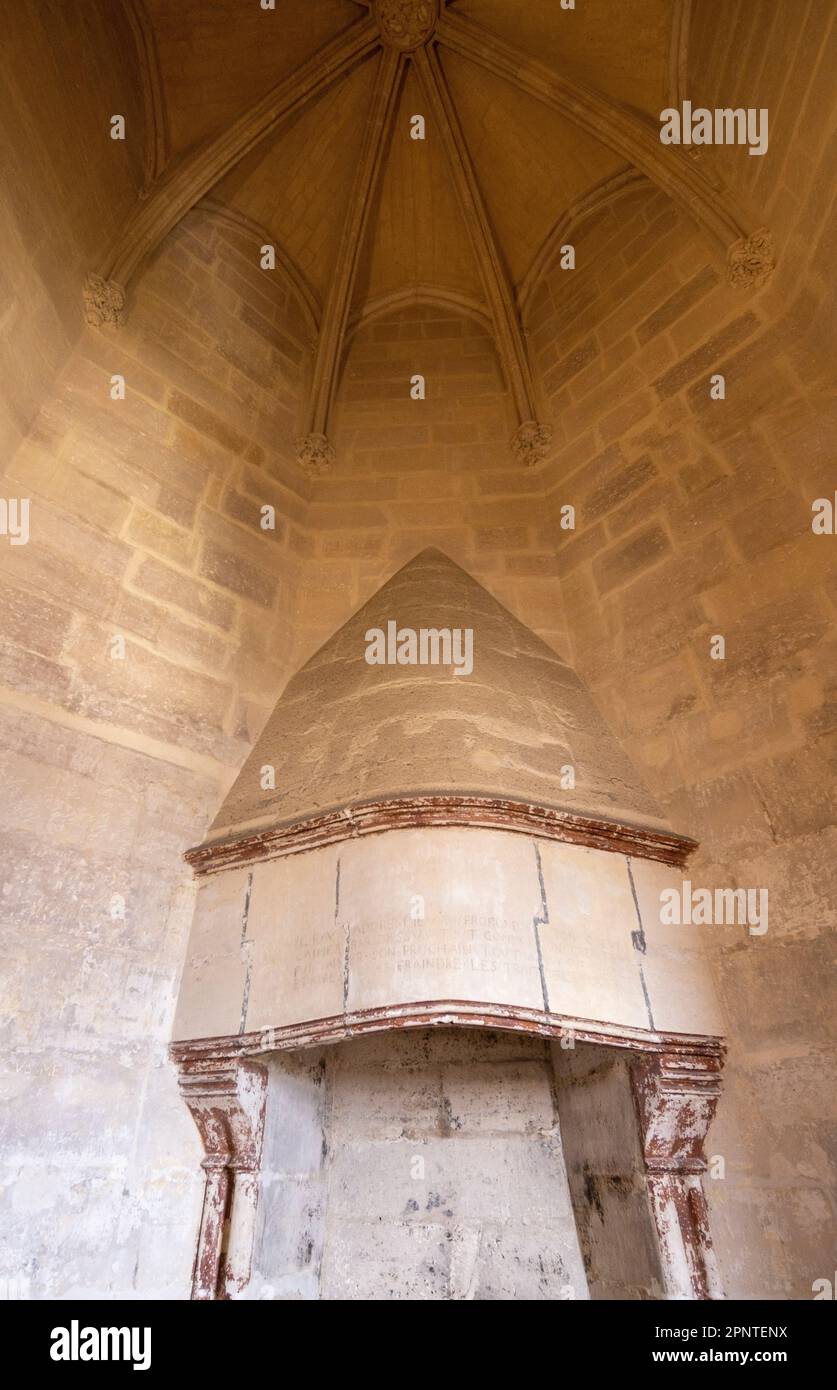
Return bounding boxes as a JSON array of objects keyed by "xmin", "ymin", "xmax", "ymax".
[{"xmin": 92, "ymin": 0, "xmax": 773, "ymax": 474}]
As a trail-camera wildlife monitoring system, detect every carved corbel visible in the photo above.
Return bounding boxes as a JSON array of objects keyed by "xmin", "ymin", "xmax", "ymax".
[
  {"xmin": 177, "ymin": 1056, "xmax": 268, "ymax": 1301},
  {"xmin": 727, "ymin": 228, "xmax": 775, "ymax": 290},
  {"xmin": 295, "ymin": 432, "xmax": 336, "ymax": 478},
  {"xmin": 83, "ymin": 273, "xmax": 126, "ymax": 327},
  {"xmin": 631, "ymin": 1051, "xmax": 724, "ymax": 1300},
  {"xmin": 511, "ymin": 419, "xmax": 553, "ymax": 468}
]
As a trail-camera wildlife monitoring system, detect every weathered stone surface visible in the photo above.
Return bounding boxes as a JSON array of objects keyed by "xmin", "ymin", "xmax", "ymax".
[
  {"xmin": 198, "ymin": 540, "xmax": 277, "ymax": 607},
  {"xmin": 207, "ymin": 548, "xmax": 670, "ymax": 842},
  {"xmin": 592, "ymin": 524, "xmax": 671, "ymax": 596},
  {"xmin": 533, "ymin": 179, "xmax": 837, "ymax": 1299},
  {"xmin": 131, "ymin": 554, "xmax": 237, "ymax": 631},
  {"xmin": 251, "ymin": 1031, "xmax": 589, "ymax": 1301}
]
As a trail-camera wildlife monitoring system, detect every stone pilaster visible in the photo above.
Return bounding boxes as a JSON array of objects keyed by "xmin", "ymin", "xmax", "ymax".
[
  {"xmin": 177, "ymin": 1056, "xmax": 268, "ymax": 1301},
  {"xmin": 632, "ymin": 1052, "xmax": 724, "ymax": 1300}
]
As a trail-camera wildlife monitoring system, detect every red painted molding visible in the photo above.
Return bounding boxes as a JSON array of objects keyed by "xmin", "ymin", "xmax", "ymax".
[
  {"xmin": 185, "ymin": 793, "xmax": 697, "ymax": 876},
  {"xmin": 171, "ymin": 998, "xmax": 724, "ymax": 1065}
]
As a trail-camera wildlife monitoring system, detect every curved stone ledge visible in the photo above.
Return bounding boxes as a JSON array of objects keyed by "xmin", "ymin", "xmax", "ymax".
[
  {"xmin": 186, "ymin": 792, "xmax": 697, "ymax": 876},
  {"xmin": 171, "ymin": 997, "xmax": 725, "ymax": 1064}
]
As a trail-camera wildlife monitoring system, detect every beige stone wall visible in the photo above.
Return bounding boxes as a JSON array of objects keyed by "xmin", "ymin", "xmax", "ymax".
[
  {"xmin": 1, "ymin": 0, "xmax": 834, "ymax": 1303},
  {"xmin": 2, "ymin": 208, "xmax": 313, "ymax": 760},
  {"xmin": 0, "ymin": 0, "xmax": 146, "ymax": 458},
  {"xmin": 0, "ymin": 209, "xmax": 316, "ymax": 1297},
  {"xmin": 298, "ymin": 304, "xmax": 567, "ymax": 663},
  {"xmin": 527, "ymin": 171, "xmax": 837, "ymax": 1297},
  {"xmin": 1, "ymin": 214, "xmax": 561, "ymax": 1298},
  {"xmin": 4, "ymin": 195, "xmax": 834, "ymax": 1297},
  {"xmin": 253, "ymin": 1030, "xmax": 590, "ymax": 1301}
]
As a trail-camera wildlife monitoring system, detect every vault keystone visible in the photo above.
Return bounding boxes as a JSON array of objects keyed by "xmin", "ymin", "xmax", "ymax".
[{"xmin": 374, "ymin": 0, "xmax": 439, "ymax": 52}]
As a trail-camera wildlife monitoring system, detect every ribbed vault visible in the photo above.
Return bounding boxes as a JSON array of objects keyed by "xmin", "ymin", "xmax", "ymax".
[{"xmin": 90, "ymin": 0, "xmax": 775, "ymax": 474}]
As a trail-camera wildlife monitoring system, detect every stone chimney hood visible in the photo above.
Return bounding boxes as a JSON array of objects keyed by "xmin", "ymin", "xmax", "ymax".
[
  {"xmin": 174, "ymin": 548, "xmax": 720, "ymax": 1046},
  {"xmin": 195, "ymin": 547, "xmax": 681, "ymax": 854},
  {"xmin": 171, "ymin": 549, "xmax": 725, "ymax": 1302}
]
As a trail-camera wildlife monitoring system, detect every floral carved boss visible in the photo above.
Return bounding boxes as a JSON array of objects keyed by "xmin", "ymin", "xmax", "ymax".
[{"xmin": 374, "ymin": 0, "xmax": 439, "ymax": 51}]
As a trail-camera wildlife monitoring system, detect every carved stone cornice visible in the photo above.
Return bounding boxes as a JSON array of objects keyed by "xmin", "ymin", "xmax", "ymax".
[
  {"xmin": 184, "ymin": 792, "xmax": 698, "ymax": 877},
  {"xmin": 374, "ymin": 0, "xmax": 438, "ymax": 51},
  {"xmin": 295, "ymin": 432, "xmax": 336, "ymax": 476},
  {"xmin": 83, "ymin": 273, "xmax": 126, "ymax": 327},
  {"xmin": 171, "ymin": 1003, "xmax": 725, "ymax": 1067},
  {"xmin": 727, "ymin": 228, "xmax": 776, "ymax": 290}
]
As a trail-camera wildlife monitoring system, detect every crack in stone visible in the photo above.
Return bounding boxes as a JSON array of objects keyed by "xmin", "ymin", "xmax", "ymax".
[
  {"xmin": 238, "ymin": 869, "xmax": 254, "ymax": 1035},
  {"xmin": 626, "ymin": 857, "xmax": 655, "ymax": 1031},
  {"xmin": 532, "ymin": 840, "xmax": 551, "ymax": 1014}
]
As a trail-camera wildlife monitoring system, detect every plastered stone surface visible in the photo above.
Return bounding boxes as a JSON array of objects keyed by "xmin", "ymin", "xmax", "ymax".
[
  {"xmin": 251, "ymin": 1030, "xmax": 590, "ymax": 1301},
  {"xmin": 207, "ymin": 547, "xmax": 670, "ymax": 842},
  {"xmin": 174, "ymin": 827, "xmax": 721, "ymax": 1042},
  {"xmin": 553, "ymin": 1044, "xmax": 665, "ymax": 1299}
]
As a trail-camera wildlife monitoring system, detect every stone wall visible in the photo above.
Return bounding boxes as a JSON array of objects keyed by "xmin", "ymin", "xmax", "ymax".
[
  {"xmin": 527, "ymin": 169, "xmax": 837, "ymax": 1297},
  {"xmin": 0, "ymin": 0, "xmax": 146, "ymax": 459},
  {"xmin": 4, "ymin": 191, "xmax": 833, "ymax": 1299},
  {"xmin": 300, "ymin": 303, "xmax": 567, "ymax": 663},
  {"xmin": 1, "ymin": 0, "xmax": 834, "ymax": 1304},
  {"xmin": 0, "ymin": 207, "xmax": 315, "ymax": 1298},
  {"xmin": 253, "ymin": 1030, "xmax": 589, "ymax": 1301},
  {"xmin": 1, "ymin": 212, "xmax": 565, "ymax": 1299}
]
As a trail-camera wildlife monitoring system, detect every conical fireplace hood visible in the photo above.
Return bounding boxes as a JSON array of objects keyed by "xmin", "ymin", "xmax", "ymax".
[{"xmin": 203, "ymin": 548, "xmax": 673, "ymax": 848}]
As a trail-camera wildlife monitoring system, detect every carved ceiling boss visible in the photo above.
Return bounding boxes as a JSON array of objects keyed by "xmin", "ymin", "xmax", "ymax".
[{"xmin": 374, "ymin": 0, "xmax": 439, "ymax": 51}]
